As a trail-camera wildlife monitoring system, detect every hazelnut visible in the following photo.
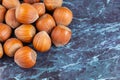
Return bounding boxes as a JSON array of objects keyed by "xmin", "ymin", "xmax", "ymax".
[
  {"xmin": 0, "ymin": 43, "xmax": 3, "ymax": 58},
  {"xmin": 33, "ymin": 3, "xmax": 45, "ymax": 16},
  {"xmin": 51, "ymin": 25, "xmax": 72, "ymax": 47},
  {"xmin": 4, "ymin": 38, "xmax": 23, "ymax": 57},
  {"xmin": 0, "ymin": 5, "xmax": 6, "ymax": 23},
  {"xmin": 33, "ymin": 31, "xmax": 51, "ymax": 52},
  {"xmin": 36, "ymin": 14, "xmax": 56, "ymax": 33},
  {"xmin": 15, "ymin": 24, "xmax": 36, "ymax": 43},
  {"xmin": 24, "ymin": 0, "xmax": 40, "ymax": 4},
  {"xmin": 14, "ymin": 46, "xmax": 37, "ymax": 68},
  {"xmin": 53, "ymin": 7, "xmax": 73, "ymax": 26},
  {"xmin": 5, "ymin": 8, "xmax": 21, "ymax": 29},
  {"xmin": 15, "ymin": 3, "xmax": 39, "ymax": 24},
  {"xmin": 2, "ymin": 0, "xmax": 20, "ymax": 9},
  {"xmin": 0, "ymin": 23, "xmax": 12, "ymax": 42},
  {"xmin": 44, "ymin": 0, "xmax": 63, "ymax": 11}
]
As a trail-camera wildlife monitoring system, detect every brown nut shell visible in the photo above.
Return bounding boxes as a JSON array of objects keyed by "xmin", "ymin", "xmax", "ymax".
[
  {"xmin": 51, "ymin": 25, "xmax": 72, "ymax": 47},
  {"xmin": 15, "ymin": 24, "xmax": 36, "ymax": 43},
  {"xmin": 36, "ymin": 14, "xmax": 56, "ymax": 33},
  {"xmin": 0, "ymin": 43, "xmax": 3, "ymax": 58},
  {"xmin": 4, "ymin": 38, "xmax": 23, "ymax": 57},
  {"xmin": 44, "ymin": 0, "xmax": 63, "ymax": 11},
  {"xmin": 53, "ymin": 7, "xmax": 73, "ymax": 26},
  {"xmin": 2, "ymin": 0, "xmax": 20, "ymax": 9},
  {"xmin": 5, "ymin": 8, "xmax": 20, "ymax": 29},
  {"xmin": 14, "ymin": 46, "xmax": 37, "ymax": 68},
  {"xmin": 24, "ymin": 0, "xmax": 40, "ymax": 4},
  {"xmin": 0, "ymin": 5, "xmax": 6, "ymax": 23},
  {"xmin": 0, "ymin": 23, "xmax": 12, "ymax": 42},
  {"xmin": 33, "ymin": 3, "xmax": 45, "ymax": 16},
  {"xmin": 33, "ymin": 31, "xmax": 51, "ymax": 52},
  {"xmin": 15, "ymin": 3, "xmax": 39, "ymax": 24}
]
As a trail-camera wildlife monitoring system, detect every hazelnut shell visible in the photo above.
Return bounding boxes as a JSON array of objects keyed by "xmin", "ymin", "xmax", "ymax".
[
  {"xmin": 15, "ymin": 3, "xmax": 39, "ymax": 24},
  {"xmin": 15, "ymin": 24, "xmax": 36, "ymax": 43},
  {"xmin": 5, "ymin": 8, "xmax": 20, "ymax": 29},
  {"xmin": 2, "ymin": 0, "xmax": 20, "ymax": 9},
  {"xmin": 36, "ymin": 14, "xmax": 56, "ymax": 33},
  {"xmin": 33, "ymin": 31, "xmax": 51, "ymax": 52},
  {"xmin": 0, "ymin": 5, "xmax": 6, "ymax": 23},
  {"xmin": 0, "ymin": 43, "xmax": 3, "ymax": 58},
  {"xmin": 14, "ymin": 46, "xmax": 37, "ymax": 68},
  {"xmin": 0, "ymin": 23, "xmax": 12, "ymax": 42},
  {"xmin": 4, "ymin": 38, "xmax": 23, "ymax": 57},
  {"xmin": 24, "ymin": 0, "xmax": 40, "ymax": 4},
  {"xmin": 51, "ymin": 25, "xmax": 72, "ymax": 47},
  {"xmin": 44, "ymin": 0, "xmax": 63, "ymax": 11},
  {"xmin": 53, "ymin": 7, "xmax": 73, "ymax": 26},
  {"xmin": 33, "ymin": 3, "xmax": 45, "ymax": 16}
]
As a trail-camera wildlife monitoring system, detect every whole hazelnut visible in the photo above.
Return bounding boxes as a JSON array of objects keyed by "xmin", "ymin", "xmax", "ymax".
[
  {"xmin": 5, "ymin": 8, "xmax": 21, "ymax": 29},
  {"xmin": 24, "ymin": 0, "xmax": 40, "ymax": 4},
  {"xmin": 2, "ymin": 0, "xmax": 20, "ymax": 9},
  {"xmin": 33, "ymin": 3, "xmax": 45, "ymax": 16},
  {"xmin": 0, "ymin": 23, "xmax": 12, "ymax": 42},
  {"xmin": 33, "ymin": 31, "xmax": 51, "ymax": 52},
  {"xmin": 53, "ymin": 7, "xmax": 73, "ymax": 26},
  {"xmin": 0, "ymin": 5, "xmax": 6, "ymax": 23},
  {"xmin": 14, "ymin": 46, "xmax": 37, "ymax": 68},
  {"xmin": 36, "ymin": 14, "xmax": 56, "ymax": 33},
  {"xmin": 44, "ymin": 0, "xmax": 63, "ymax": 11},
  {"xmin": 15, "ymin": 24, "xmax": 36, "ymax": 43},
  {"xmin": 0, "ymin": 43, "xmax": 3, "ymax": 58},
  {"xmin": 51, "ymin": 25, "xmax": 72, "ymax": 47},
  {"xmin": 4, "ymin": 38, "xmax": 23, "ymax": 57},
  {"xmin": 16, "ymin": 3, "xmax": 39, "ymax": 24}
]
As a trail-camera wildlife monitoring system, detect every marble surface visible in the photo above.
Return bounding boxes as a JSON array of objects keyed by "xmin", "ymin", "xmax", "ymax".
[{"xmin": 0, "ymin": 0, "xmax": 120, "ymax": 80}]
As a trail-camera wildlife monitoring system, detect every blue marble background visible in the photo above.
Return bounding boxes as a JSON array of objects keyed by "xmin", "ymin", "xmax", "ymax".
[{"xmin": 0, "ymin": 0, "xmax": 120, "ymax": 80}]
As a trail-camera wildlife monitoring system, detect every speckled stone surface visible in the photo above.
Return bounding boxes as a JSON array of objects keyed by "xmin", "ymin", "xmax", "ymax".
[{"xmin": 0, "ymin": 0, "xmax": 120, "ymax": 80}]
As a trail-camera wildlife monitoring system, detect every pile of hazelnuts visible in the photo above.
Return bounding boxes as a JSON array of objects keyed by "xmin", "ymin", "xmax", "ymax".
[{"xmin": 0, "ymin": 0, "xmax": 73, "ymax": 68}]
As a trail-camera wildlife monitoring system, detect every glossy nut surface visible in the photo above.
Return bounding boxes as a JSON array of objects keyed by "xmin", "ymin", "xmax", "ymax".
[
  {"xmin": 15, "ymin": 24, "xmax": 36, "ymax": 43},
  {"xmin": 51, "ymin": 25, "xmax": 72, "ymax": 47},
  {"xmin": 24, "ymin": 0, "xmax": 40, "ymax": 4},
  {"xmin": 0, "ymin": 43, "xmax": 3, "ymax": 58},
  {"xmin": 33, "ymin": 31, "xmax": 51, "ymax": 52},
  {"xmin": 2, "ymin": 0, "xmax": 20, "ymax": 9},
  {"xmin": 53, "ymin": 7, "xmax": 73, "ymax": 26},
  {"xmin": 36, "ymin": 14, "xmax": 56, "ymax": 33},
  {"xmin": 44, "ymin": 0, "xmax": 63, "ymax": 11},
  {"xmin": 0, "ymin": 5, "xmax": 6, "ymax": 23},
  {"xmin": 14, "ymin": 46, "xmax": 37, "ymax": 68},
  {"xmin": 5, "ymin": 8, "xmax": 20, "ymax": 29},
  {"xmin": 33, "ymin": 3, "xmax": 45, "ymax": 16},
  {"xmin": 4, "ymin": 38, "xmax": 23, "ymax": 57},
  {"xmin": 16, "ymin": 3, "xmax": 39, "ymax": 24},
  {"xmin": 0, "ymin": 23, "xmax": 12, "ymax": 42}
]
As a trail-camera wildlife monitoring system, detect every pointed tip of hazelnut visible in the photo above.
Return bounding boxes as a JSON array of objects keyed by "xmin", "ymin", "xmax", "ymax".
[
  {"xmin": 53, "ymin": 7, "xmax": 73, "ymax": 26},
  {"xmin": 33, "ymin": 31, "xmax": 51, "ymax": 53},
  {"xmin": 14, "ymin": 46, "xmax": 37, "ymax": 68},
  {"xmin": 3, "ymin": 38, "xmax": 23, "ymax": 57},
  {"xmin": 15, "ymin": 24, "xmax": 36, "ymax": 43},
  {"xmin": 44, "ymin": 0, "xmax": 63, "ymax": 11},
  {"xmin": 51, "ymin": 25, "xmax": 72, "ymax": 47},
  {"xmin": 15, "ymin": 3, "xmax": 39, "ymax": 24},
  {"xmin": 58, "ymin": 25, "xmax": 72, "ymax": 32}
]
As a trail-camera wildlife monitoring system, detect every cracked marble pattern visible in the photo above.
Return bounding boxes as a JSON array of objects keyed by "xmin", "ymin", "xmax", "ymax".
[{"xmin": 0, "ymin": 0, "xmax": 120, "ymax": 80}]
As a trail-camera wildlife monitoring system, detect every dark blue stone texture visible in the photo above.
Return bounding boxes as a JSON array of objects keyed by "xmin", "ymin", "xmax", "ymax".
[{"xmin": 0, "ymin": 0, "xmax": 120, "ymax": 80}]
